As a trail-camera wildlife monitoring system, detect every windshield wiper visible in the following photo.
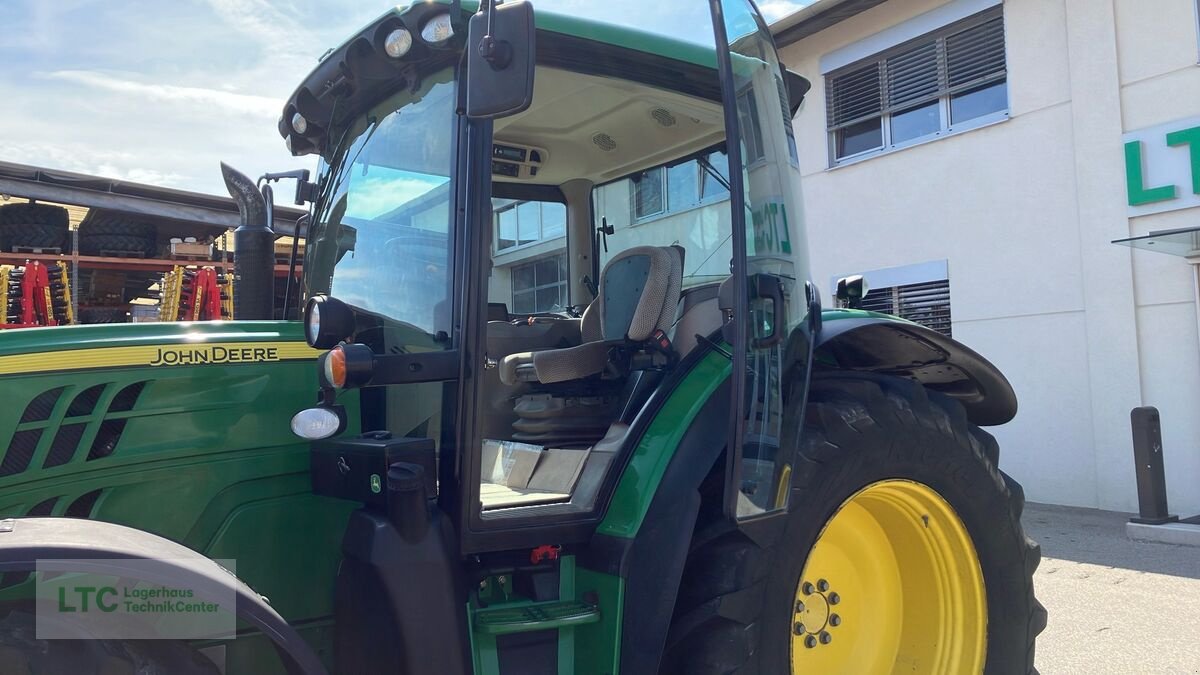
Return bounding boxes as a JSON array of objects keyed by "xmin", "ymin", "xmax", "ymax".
[{"xmin": 697, "ymin": 154, "xmax": 731, "ymax": 192}]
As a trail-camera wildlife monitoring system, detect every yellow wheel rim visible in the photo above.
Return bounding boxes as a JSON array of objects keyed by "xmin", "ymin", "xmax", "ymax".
[{"xmin": 789, "ymin": 479, "xmax": 987, "ymax": 674}]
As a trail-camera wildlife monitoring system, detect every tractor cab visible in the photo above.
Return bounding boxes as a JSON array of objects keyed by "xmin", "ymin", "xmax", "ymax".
[{"xmin": 290, "ymin": 0, "xmax": 810, "ymax": 540}]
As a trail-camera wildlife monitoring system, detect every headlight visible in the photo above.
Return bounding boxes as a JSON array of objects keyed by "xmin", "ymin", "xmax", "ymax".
[
  {"xmin": 304, "ymin": 295, "xmax": 355, "ymax": 349},
  {"xmin": 291, "ymin": 112, "xmax": 308, "ymax": 135},
  {"xmin": 306, "ymin": 301, "xmax": 321, "ymax": 344},
  {"xmin": 384, "ymin": 27, "xmax": 413, "ymax": 58},
  {"xmin": 421, "ymin": 13, "xmax": 454, "ymax": 44},
  {"xmin": 290, "ymin": 406, "xmax": 344, "ymax": 440}
]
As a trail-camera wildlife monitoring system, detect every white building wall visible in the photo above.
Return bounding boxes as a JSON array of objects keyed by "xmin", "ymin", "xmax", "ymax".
[{"xmin": 780, "ymin": 0, "xmax": 1200, "ymax": 514}]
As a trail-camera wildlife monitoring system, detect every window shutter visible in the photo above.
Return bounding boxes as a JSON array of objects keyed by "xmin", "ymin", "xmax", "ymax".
[
  {"xmin": 885, "ymin": 41, "xmax": 939, "ymax": 110},
  {"xmin": 945, "ymin": 16, "xmax": 1006, "ymax": 88},
  {"xmin": 860, "ymin": 280, "xmax": 953, "ymax": 337},
  {"xmin": 827, "ymin": 62, "xmax": 882, "ymax": 128}
]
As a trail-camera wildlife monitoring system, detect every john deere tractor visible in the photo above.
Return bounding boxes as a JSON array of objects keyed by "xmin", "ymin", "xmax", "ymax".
[{"xmin": 0, "ymin": 1, "xmax": 1045, "ymax": 673}]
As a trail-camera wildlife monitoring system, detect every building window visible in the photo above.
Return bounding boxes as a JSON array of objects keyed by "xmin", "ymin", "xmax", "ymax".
[
  {"xmin": 512, "ymin": 253, "xmax": 568, "ymax": 314},
  {"xmin": 736, "ymin": 91, "xmax": 766, "ymax": 164},
  {"xmin": 494, "ymin": 199, "xmax": 566, "ymax": 252},
  {"xmin": 859, "ymin": 279, "xmax": 953, "ymax": 337},
  {"xmin": 632, "ymin": 151, "xmax": 730, "ymax": 221},
  {"xmin": 826, "ymin": 7, "xmax": 1007, "ymax": 163}
]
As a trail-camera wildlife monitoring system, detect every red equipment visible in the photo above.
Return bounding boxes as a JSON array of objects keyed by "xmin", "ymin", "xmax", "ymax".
[
  {"xmin": 159, "ymin": 266, "xmax": 233, "ymax": 322},
  {"xmin": 0, "ymin": 261, "xmax": 74, "ymax": 329}
]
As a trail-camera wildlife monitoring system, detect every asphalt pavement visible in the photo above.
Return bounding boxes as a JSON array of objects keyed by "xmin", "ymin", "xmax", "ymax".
[{"xmin": 1024, "ymin": 502, "xmax": 1200, "ymax": 674}]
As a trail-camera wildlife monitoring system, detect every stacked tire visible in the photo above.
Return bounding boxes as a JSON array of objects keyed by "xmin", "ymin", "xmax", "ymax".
[
  {"xmin": 0, "ymin": 203, "xmax": 71, "ymax": 253},
  {"xmin": 78, "ymin": 212, "xmax": 157, "ymax": 258},
  {"xmin": 77, "ymin": 307, "xmax": 128, "ymax": 324}
]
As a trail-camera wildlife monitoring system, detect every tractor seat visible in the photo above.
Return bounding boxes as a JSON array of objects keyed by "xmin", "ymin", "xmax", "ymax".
[{"xmin": 499, "ymin": 245, "xmax": 684, "ymax": 387}]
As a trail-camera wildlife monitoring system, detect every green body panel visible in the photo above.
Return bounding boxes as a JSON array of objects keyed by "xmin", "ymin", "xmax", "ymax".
[
  {"xmin": 596, "ymin": 351, "xmax": 731, "ymax": 539},
  {"xmin": 820, "ymin": 307, "xmax": 917, "ymax": 325},
  {"xmin": 0, "ymin": 321, "xmax": 358, "ymax": 670},
  {"xmin": 572, "ymin": 567, "xmax": 624, "ymax": 675}
]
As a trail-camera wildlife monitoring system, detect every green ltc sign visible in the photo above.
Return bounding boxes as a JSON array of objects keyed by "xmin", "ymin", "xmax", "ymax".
[{"xmin": 1125, "ymin": 117, "xmax": 1200, "ymax": 216}]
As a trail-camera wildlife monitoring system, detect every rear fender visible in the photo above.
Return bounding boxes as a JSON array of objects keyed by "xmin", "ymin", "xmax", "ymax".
[
  {"xmin": 0, "ymin": 517, "xmax": 326, "ymax": 675},
  {"xmin": 814, "ymin": 310, "xmax": 1017, "ymax": 426}
]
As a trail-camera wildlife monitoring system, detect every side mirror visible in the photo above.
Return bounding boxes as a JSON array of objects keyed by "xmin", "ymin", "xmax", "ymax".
[
  {"xmin": 835, "ymin": 274, "xmax": 868, "ymax": 309},
  {"xmin": 748, "ymin": 274, "xmax": 787, "ymax": 350},
  {"xmin": 717, "ymin": 274, "xmax": 788, "ymax": 349},
  {"xmin": 465, "ymin": 0, "xmax": 535, "ymax": 119}
]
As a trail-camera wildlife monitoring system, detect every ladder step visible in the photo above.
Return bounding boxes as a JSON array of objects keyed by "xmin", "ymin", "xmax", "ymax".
[{"xmin": 473, "ymin": 600, "xmax": 599, "ymax": 635}]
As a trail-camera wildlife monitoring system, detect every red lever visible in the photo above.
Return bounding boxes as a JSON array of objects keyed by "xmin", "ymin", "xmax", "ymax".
[{"xmin": 530, "ymin": 544, "xmax": 561, "ymax": 565}]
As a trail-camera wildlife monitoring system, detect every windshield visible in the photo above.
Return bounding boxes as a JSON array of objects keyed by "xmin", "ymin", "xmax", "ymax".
[{"xmin": 304, "ymin": 67, "xmax": 456, "ymax": 342}]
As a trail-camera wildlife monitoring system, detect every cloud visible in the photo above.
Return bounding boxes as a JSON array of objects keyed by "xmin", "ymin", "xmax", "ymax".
[
  {"xmin": 1, "ymin": 140, "xmax": 188, "ymax": 188},
  {"xmin": 759, "ymin": 0, "xmax": 816, "ymax": 23},
  {"xmin": 204, "ymin": 0, "xmax": 318, "ymax": 73},
  {"xmin": 43, "ymin": 70, "xmax": 280, "ymax": 119}
]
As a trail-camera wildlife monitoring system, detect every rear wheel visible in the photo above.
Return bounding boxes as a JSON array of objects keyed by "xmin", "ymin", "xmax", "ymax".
[{"xmin": 663, "ymin": 374, "xmax": 1045, "ymax": 674}]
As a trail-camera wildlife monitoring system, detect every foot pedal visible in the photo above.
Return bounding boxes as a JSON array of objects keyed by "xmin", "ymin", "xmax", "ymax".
[{"xmin": 473, "ymin": 600, "xmax": 599, "ymax": 636}]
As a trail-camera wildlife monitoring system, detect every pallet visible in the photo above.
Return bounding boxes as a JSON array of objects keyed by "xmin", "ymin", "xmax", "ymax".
[
  {"xmin": 10, "ymin": 246, "xmax": 62, "ymax": 254},
  {"xmin": 98, "ymin": 249, "xmax": 146, "ymax": 259},
  {"xmin": 170, "ymin": 242, "xmax": 213, "ymax": 261}
]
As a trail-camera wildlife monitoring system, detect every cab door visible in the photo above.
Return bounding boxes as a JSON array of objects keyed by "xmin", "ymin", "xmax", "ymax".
[{"xmin": 711, "ymin": 0, "xmax": 814, "ymax": 522}]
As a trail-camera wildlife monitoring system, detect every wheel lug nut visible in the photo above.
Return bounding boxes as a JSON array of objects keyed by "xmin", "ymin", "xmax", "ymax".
[
  {"xmin": 829, "ymin": 614, "xmax": 841, "ymax": 626},
  {"xmin": 794, "ymin": 622, "xmax": 806, "ymax": 635},
  {"xmin": 801, "ymin": 581, "xmax": 814, "ymax": 595},
  {"xmin": 817, "ymin": 579, "xmax": 829, "ymax": 592},
  {"xmin": 804, "ymin": 635, "xmax": 817, "ymax": 649},
  {"xmin": 820, "ymin": 631, "xmax": 832, "ymax": 644},
  {"xmin": 795, "ymin": 600, "xmax": 805, "ymax": 613},
  {"xmin": 828, "ymin": 592, "xmax": 840, "ymax": 605}
]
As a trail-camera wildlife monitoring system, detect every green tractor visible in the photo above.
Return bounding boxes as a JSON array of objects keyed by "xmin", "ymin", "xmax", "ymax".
[{"xmin": 0, "ymin": 1, "xmax": 1045, "ymax": 673}]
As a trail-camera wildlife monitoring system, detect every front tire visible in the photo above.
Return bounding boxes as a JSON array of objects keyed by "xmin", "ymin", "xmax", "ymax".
[{"xmin": 663, "ymin": 374, "xmax": 1046, "ymax": 674}]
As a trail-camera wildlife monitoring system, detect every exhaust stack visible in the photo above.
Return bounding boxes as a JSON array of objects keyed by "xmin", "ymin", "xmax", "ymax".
[{"xmin": 221, "ymin": 162, "xmax": 274, "ymax": 320}]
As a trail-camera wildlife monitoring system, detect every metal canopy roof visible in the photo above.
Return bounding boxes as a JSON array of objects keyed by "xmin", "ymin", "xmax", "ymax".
[
  {"xmin": 771, "ymin": 0, "xmax": 889, "ymax": 48},
  {"xmin": 1113, "ymin": 227, "xmax": 1200, "ymax": 258},
  {"xmin": 0, "ymin": 161, "xmax": 306, "ymax": 235}
]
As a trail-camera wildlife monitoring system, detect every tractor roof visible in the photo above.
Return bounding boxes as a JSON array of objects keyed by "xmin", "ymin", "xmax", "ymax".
[{"xmin": 278, "ymin": 0, "xmax": 718, "ymax": 157}]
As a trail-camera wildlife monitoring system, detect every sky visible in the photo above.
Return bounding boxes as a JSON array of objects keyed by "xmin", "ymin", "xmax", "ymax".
[{"xmin": 0, "ymin": 0, "xmax": 814, "ymax": 197}]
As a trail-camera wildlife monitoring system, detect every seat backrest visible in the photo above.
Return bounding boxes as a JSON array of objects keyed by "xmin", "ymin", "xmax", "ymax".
[{"xmin": 586, "ymin": 245, "xmax": 684, "ymax": 343}]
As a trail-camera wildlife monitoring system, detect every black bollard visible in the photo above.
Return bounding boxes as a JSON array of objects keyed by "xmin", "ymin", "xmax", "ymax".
[{"xmin": 1129, "ymin": 406, "xmax": 1178, "ymax": 525}]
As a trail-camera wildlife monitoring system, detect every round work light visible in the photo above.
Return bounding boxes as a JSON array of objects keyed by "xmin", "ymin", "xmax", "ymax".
[
  {"xmin": 304, "ymin": 295, "xmax": 355, "ymax": 349},
  {"xmin": 290, "ymin": 406, "xmax": 344, "ymax": 440},
  {"xmin": 421, "ymin": 13, "xmax": 454, "ymax": 44},
  {"xmin": 384, "ymin": 27, "xmax": 413, "ymax": 58}
]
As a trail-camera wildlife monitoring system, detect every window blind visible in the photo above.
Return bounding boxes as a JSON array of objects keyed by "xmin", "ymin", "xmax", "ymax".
[
  {"xmin": 827, "ymin": 8, "xmax": 1005, "ymax": 131},
  {"xmin": 859, "ymin": 279, "xmax": 953, "ymax": 337}
]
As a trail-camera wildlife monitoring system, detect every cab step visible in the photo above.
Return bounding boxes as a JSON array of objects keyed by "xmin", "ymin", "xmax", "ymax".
[{"xmin": 473, "ymin": 600, "xmax": 599, "ymax": 636}]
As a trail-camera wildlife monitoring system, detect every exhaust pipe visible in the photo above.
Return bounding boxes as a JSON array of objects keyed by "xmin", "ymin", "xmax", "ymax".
[{"xmin": 221, "ymin": 162, "xmax": 274, "ymax": 320}]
